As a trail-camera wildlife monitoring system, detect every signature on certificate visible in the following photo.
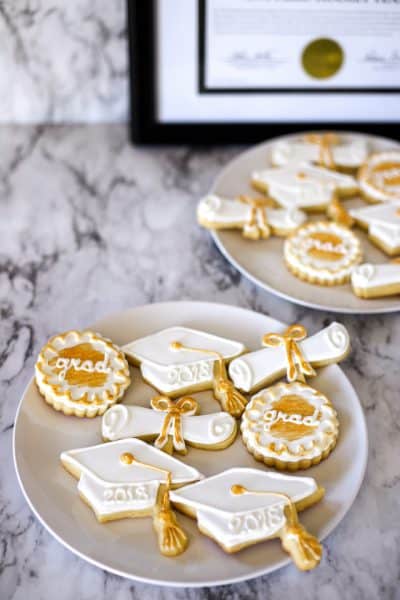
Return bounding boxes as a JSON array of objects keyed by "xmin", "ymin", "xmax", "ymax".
[{"xmin": 226, "ymin": 50, "xmax": 286, "ymax": 69}]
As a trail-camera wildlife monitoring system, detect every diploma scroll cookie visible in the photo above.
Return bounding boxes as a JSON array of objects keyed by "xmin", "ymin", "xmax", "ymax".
[
  {"xmin": 358, "ymin": 151, "xmax": 400, "ymax": 203},
  {"xmin": 284, "ymin": 221, "xmax": 362, "ymax": 285},
  {"xmin": 197, "ymin": 194, "xmax": 307, "ymax": 240},
  {"xmin": 350, "ymin": 203, "xmax": 400, "ymax": 256},
  {"xmin": 241, "ymin": 382, "xmax": 339, "ymax": 471},
  {"xmin": 229, "ymin": 322, "xmax": 350, "ymax": 393},
  {"xmin": 35, "ymin": 330, "xmax": 131, "ymax": 417},
  {"xmin": 351, "ymin": 261, "xmax": 400, "ymax": 299},
  {"xmin": 170, "ymin": 467, "xmax": 324, "ymax": 570},
  {"xmin": 251, "ymin": 164, "xmax": 358, "ymax": 212},
  {"xmin": 122, "ymin": 326, "xmax": 245, "ymax": 398},
  {"xmin": 61, "ymin": 438, "xmax": 203, "ymax": 557},
  {"xmin": 102, "ymin": 396, "xmax": 238, "ymax": 454},
  {"xmin": 271, "ymin": 133, "xmax": 368, "ymax": 171}
]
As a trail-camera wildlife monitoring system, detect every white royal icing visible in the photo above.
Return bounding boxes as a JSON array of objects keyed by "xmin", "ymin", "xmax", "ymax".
[
  {"xmin": 284, "ymin": 221, "xmax": 362, "ymax": 282},
  {"xmin": 122, "ymin": 327, "xmax": 245, "ymax": 395},
  {"xmin": 359, "ymin": 151, "xmax": 400, "ymax": 202},
  {"xmin": 102, "ymin": 404, "xmax": 237, "ymax": 448},
  {"xmin": 272, "ymin": 138, "xmax": 368, "ymax": 169},
  {"xmin": 251, "ymin": 164, "xmax": 357, "ymax": 210},
  {"xmin": 241, "ymin": 382, "xmax": 338, "ymax": 463},
  {"xmin": 350, "ymin": 203, "xmax": 400, "ymax": 250},
  {"xmin": 197, "ymin": 194, "xmax": 306, "ymax": 231},
  {"xmin": 351, "ymin": 262, "xmax": 400, "ymax": 292},
  {"xmin": 61, "ymin": 438, "xmax": 203, "ymax": 519},
  {"xmin": 229, "ymin": 322, "xmax": 350, "ymax": 392},
  {"xmin": 170, "ymin": 467, "xmax": 319, "ymax": 550}
]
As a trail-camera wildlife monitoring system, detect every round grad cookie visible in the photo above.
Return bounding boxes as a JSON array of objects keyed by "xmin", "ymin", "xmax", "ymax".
[
  {"xmin": 359, "ymin": 151, "xmax": 400, "ymax": 203},
  {"xmin": 284, "ymin": 221, "xmax": 362, "ymax": 285},
  {"xmin": 35, "ymin": 330, "xmax": 131, "ymax": 417},
  {"xmin": 241, "ymin": 381, "xmax": 339, "ymax": 471}
]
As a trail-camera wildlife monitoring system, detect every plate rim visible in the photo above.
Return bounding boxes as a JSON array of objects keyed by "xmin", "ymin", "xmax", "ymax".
[
  {"xmin": 13, "ymin": 301, "xmax": 369, "ymax": 587},
  {"xmin": 209, "ymin": 131, "xmax": 400, "ymax": 315}
]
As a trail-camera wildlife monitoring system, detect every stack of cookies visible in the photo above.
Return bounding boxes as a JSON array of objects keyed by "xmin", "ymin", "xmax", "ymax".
[{"xmin": 197, "ymin": 133, "xmax": 400, "ymax": 299}]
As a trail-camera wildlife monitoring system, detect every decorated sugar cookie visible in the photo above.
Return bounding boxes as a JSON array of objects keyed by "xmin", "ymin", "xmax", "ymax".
[
  {"xmin": 122, "ymin": 327, "xmax": 248, "ymax": 417},
  {"xmin": 229, "ymin": 322, "xmax": 350, "ymax": 393},
  {"xmin": 272, "ymin": 133, "xmax": 368, "ymax": 171},
  {"xmin": 197, "ymin": 194, "xmax": 307, "ymax": 240},
  {"xmin": 102, "ymin": 396, "xmax": 237, "ymax": 454},
  {"xmin": 284, "ymin": 221, "xmax": 362, "ymax": 285},
  {"xmin": 350, "ymin": 202, "xmax": 400, "ymax": 256},
  {"xmin": 241, "ymin": 382, "xmax": 339, "ymax": 471},
  {"xmin": 170, "ymin": 467, "xmax": 324, "ymax": 570},
  {"xmin": 35, "ymin": 330, "xmax": 131, "ymax": 417},
  {"xmin": 358, "ymin": 151, "xmax": 400, "ymax": 203},
  {"xmin": 61, "ymin": 438, "xmax": 203, "ymax": 556},
  {"xmin": 351, "ymin": 261, "xmax": 400, "ymax": 299},
  {"xmin": 251, "ymin": 164, "xmax": 358, "ymax": 212}
]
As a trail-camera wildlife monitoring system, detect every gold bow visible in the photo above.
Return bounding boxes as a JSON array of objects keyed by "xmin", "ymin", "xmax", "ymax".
[
  {"xmin": 238, "ymin": 195, "xmax": 275, "ymax": 240},
  {"xmin": 304, "ymin": 132, "xmax": 339, "ymax": 169},
  {"xmin": 262, "ymin": 324, "xmax": 316, "ymax": 383},
  {"xmin": 151, "ymin": 395, "xmax": 198, "ymax": 454}
]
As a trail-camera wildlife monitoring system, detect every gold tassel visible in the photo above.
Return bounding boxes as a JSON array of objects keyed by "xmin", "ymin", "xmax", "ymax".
[
  {"xmin": 327, "ymin": 195, "xmax": 354, "ymax": 228},
  {"xmin": 231, "ymin": 484, "xmax": 322, "ymax": 571},
  {"xmin": 170, "ymin": 341, "xmax": 248, "ymax": 417},
  {"xmin": 153, "ymin": 478, "xmax": 188, "ymax": 557},
  {"xmin": 280, "ymin": 504, "xmax": 322, "ymax": 571}
]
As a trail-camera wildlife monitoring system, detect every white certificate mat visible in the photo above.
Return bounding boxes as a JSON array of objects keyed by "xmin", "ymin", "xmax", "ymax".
[
  {"xmin": 156, "ymin": 0, "xmax": 400, "ymax": 123},
  {"xmin": 202, "ymin": 0, "xmax": 400, "ymax": 91}
]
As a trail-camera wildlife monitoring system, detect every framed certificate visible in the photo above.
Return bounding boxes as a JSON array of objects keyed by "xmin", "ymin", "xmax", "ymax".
[{"xmin": 128, "ymin": 0, "xmax": 400, "ymax": 144}]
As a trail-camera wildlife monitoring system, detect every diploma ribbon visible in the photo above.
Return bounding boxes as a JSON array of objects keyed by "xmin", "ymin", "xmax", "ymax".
[
  {"xmin": 151, "ymin": 395, "xmax": 198, "ymax": 453},
  {"xmin": 304, "ymin": 132, "xmax": 339, "ymax": 169},
  {"xmin": 262, "ymin": 324, "xmax": 316, "ymax": 383},
  {"xmin": 238, "ymin": 195, "xmax": 275, "ymax": 240}
]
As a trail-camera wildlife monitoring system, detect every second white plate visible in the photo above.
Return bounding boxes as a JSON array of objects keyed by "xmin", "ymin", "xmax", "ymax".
[
  {"xmin": 211, "ymin": 132, "xmax": 400, "ymax": 314},
  {"xmin": 14, "ymin": 302, "xmax": 368, "ymax": 586}
]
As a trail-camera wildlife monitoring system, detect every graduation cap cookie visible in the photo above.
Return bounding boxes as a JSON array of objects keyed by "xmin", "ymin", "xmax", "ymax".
[
  {"xmin": 170, "ymin": 467, "xmax": 324, "ymax": 570},
  {"xmin": 251, "ymin": 163, "xmax": 358, "ymax": 212},
  {"xmin": 122, "ymin": 327, "xmax": 248, "ymax": 417},
  {"xmin": 349, "ymin": 202, "xmax": 400, "ymax": 256},
  {"xmin": 102, "ymin": 396, "xmax": 237, "ymax": 454},
  {"xmin": 61, "ymin": 438, "xmax": 203, "ymax": 556},
  {"xmin": 271, "ymin": 133, "xmax": 368, "ymax": 171},
  {"xmin": 197, "ymin": 194, "xmax": 307, "ymax": 240}
]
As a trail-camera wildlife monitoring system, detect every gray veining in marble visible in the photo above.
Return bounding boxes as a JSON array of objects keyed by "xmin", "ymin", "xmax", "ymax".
[
  {"xmin": 0, "ymin": 1, "xmax": 127, "ymax": 123},
  {"xmin": 0, "ymin": 124, "xmax": 399, "ymax": 599}
]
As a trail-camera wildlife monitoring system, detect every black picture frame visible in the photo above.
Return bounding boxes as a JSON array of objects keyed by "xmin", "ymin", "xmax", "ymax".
[{"xmin": 128, "ymin": 0, "xmax": 400, "ymax": 145}]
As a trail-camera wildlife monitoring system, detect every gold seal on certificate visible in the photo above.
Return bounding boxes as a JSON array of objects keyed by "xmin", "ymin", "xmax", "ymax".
[{"xmin": 302, "ymin": 38, "xmax": 344, "ymax": 80}]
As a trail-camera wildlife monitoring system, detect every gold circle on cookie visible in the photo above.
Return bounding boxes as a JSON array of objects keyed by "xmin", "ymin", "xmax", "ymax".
[{"xmin": 302, "ymin": 38, "xmax": 344, "ymax": 79}]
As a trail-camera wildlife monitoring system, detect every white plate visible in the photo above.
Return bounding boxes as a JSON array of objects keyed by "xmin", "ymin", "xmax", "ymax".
[
  {"xmin": 13, "ymin": 302, "xmax": 368, "ymax": 587},
  {"xmin": 210, "ymin": 132, "xmax": 400, "ymax": 314}
]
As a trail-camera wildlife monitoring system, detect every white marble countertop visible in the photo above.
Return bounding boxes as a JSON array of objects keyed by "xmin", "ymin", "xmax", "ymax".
[{"xmin": 1, "ymin": 125, "xmax": 398, "ymax": 600}]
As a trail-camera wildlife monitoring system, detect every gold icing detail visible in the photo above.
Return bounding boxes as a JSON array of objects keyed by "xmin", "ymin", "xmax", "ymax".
[
  {"xmin": 262, "ymin": 325, "xmax": 316, "ymax": 383},
  {"xmin": 306, "ymin": 232, "xmax": 345, "ymax": 261},
  {"xmin": 303, "ymin": 132, "xmax": 339, "ymax": 169},
  {"xmin": 272, "ymin": 395, "xmax": 316, "ymax": 416},
  {"xmin": 327, "ymin": 195, "xmax": 354, "ymax": 228},
  {"xmin": 270, "ymin": 421, "xmax": 316, "ymax": 442},
  {"xmin": 238, "ymin": 195, "xmax": 275, "ymax": 240},
  {"xmin": 120, "ymin": 452, "xmax": 135, "ymax": 465},
  {"xmin": 151, "ymin": 395, "xmax": 198, "ymax": 454},
  {"xmin": 230, "ymin": 484, "xmax": 322, "ymax": 571},
  {"xmin": 117, "ymin": 451, "xmax": 188, "ymax": 557},
  {"xmin": 362, "ymin": 157, "xmax": 400, "ymax": 198},
  {"xmin": 170, "ymin": 342, "xmax": 248, "ymax": 417},
  {"xmin": 52, "ymin": 343, "xmax": 108, "ymax": 387}
]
